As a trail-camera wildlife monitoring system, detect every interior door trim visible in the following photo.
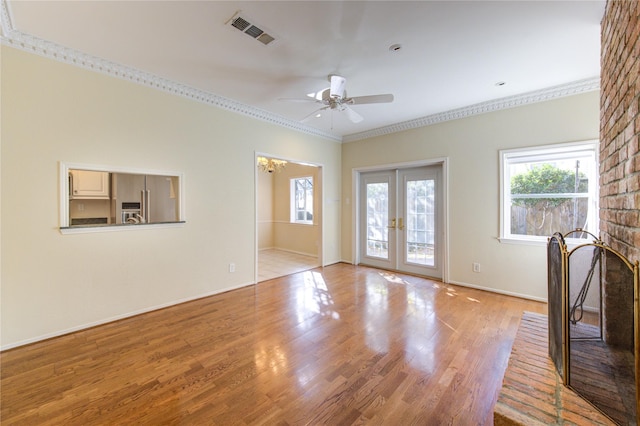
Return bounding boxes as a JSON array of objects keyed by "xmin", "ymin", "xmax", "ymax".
[
  {"xmin": 352, "ymin": 158, "xmax": 449, "ymax": 283},
  {"xmin": 254, "ymin": 151, "xmax": 325, "ymax": 284}
]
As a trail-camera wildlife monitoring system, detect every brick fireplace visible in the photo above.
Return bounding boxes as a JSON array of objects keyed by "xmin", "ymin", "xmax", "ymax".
[
  {"xmin": 596, "ymin": 3, "xmax": 640, "ymax": 421},
  {"xmin": 495, "ymin": 2, "xmax": 640, "ymax": 424}
]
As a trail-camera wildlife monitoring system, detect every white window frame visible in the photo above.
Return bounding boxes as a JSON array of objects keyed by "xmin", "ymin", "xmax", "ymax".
[
  {"xmin": 290, "ymin": 176, "xmax": 313, "ymax": 225},
  {"xmin": 499, "ymin": 140, "xmax": 599, "ymax": 246}
]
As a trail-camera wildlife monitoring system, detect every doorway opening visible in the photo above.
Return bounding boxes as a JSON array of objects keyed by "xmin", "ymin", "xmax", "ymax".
[
  {"xmin": 354, "ymin": 160, "xmax": 447, "ymax": 281},
  {"xmin": 255, "ymin": 153, "xmax": 323, "ymax": 282}
]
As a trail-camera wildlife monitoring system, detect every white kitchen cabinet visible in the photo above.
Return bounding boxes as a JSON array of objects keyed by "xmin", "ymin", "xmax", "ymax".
[{"xmin": 70, "ymin": 170, "xmax": 110, "ymax": 199}]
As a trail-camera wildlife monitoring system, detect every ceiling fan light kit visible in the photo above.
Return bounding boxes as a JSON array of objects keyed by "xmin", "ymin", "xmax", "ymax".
[{"xmin": 329, "ymin": 74, "xmax": 347, "ymax": 98}]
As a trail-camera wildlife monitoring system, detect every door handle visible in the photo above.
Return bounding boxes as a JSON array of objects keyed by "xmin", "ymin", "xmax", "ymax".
[
  {"xmin": 388, "ymin": 218, "xmax": 396, "ymax": 229},
  {"xmin": 398, "ymin": 217, "xmax": 404, "ymax": 230}
]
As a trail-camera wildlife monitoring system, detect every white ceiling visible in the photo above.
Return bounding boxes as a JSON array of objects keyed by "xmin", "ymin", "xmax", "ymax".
[{"xmin": 2, "ymin": 0, "xmax": 605, "ymax": 141}]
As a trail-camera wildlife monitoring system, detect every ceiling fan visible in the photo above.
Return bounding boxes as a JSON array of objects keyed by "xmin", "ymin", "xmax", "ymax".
[{"xmin": 281, "ymin": 75, "xmax": 394, "ymax": 123}]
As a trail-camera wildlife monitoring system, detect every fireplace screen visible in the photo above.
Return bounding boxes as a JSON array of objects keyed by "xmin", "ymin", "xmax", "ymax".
[
  {"xmin": 548, "ymin": 232, "xmax": 565, "ymax": 380},
  {"xmin": 548, "ymin": 230, "xmax": 639, "ymax": 425}
]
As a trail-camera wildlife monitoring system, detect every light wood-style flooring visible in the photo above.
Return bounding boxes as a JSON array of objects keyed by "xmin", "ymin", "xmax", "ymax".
[
  {"xmin": 1, "ymin": 263, "xmax": 546, "ymax": 425},
  {"xmin": 258, "ymin": 248, "xmax": 319, "ymax": 282}
]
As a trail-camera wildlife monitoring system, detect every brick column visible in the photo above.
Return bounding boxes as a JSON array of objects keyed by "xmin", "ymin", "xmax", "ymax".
[{"xmin": 600, "ymin": 0, "xmax": 640, "ymax": 262}]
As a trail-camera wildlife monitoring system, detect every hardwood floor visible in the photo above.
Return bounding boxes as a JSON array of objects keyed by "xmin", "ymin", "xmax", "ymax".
[{"xmin": 1, "ymin": 263, "xmax": 546, "ymax": 425}]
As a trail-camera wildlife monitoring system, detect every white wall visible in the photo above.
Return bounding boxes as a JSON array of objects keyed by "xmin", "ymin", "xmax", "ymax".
[
  {"xmin": 0, "ymin": 46, "xmax": 342, "ymax": 349},
  {"xmin": 341, "ymin": 91, "xmax": 600, "ymax": 300},
  {"xmin": 257, "ymin": 171, "xmax": 274, "ymax": 250}
]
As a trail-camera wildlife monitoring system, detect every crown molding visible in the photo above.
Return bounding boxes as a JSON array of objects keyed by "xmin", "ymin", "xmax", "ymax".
[
  {"xmin": 0, "ymin": 20, "xmax": 342, "ymax": 142},
  {"xmin": 342, "ymin": 77, "xmax": 600, "ymax": 143},
  {"xmin": 1, "ymin": 0, "xmax": 599, "ymax": 145}
]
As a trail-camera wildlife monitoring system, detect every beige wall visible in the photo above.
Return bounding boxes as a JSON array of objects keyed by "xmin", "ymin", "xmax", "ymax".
[
  {"xmin": 257, "ymin": 161, "xmax": 320, "ymax": 257},
  {"xmin": 0, "ymin": 46, "xmax": 342, "ymax": 348},
  {"xmin": 272, "ymin": 162, "xmax": 321, "ymax": 257},
  {"xmin": 341, "ymin": 91, "xmax": 600, "ymax": 300},
  {"xmin": 1, "ymin": 43, "xmax": 601, "ymax": 348}
]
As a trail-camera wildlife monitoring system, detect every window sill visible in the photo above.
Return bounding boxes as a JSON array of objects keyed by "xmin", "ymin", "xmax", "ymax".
[
  {"xmin": 498, "ymin": 237, "xmax": 548, "ymax": 246},
  {"xmin": 498, "ymin": 235, "xmax": 596, "ymax": 249}
]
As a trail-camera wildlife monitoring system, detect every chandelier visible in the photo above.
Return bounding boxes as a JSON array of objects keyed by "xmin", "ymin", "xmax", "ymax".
[{"xmin": 257, "ymin": 156, "xmax": 287, "ymax": 173}]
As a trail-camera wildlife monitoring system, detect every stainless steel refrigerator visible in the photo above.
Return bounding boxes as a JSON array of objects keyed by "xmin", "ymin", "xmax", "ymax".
[{"xmin": 112, "ymin": 173, "xmax": 178, "ymax": 224}]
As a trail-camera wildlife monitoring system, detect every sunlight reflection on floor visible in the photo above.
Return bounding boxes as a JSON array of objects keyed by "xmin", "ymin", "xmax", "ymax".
[
  {"xmin": 294, "ymin": 271, "xmax": 340, "ymax": 325},
  {"xmin": 290, "ymin": 267, "xmax": 485, "ymax": 376}
]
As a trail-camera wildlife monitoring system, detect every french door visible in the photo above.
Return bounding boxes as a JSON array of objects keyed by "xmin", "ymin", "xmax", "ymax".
[{"xmin": 359, "ymin": 166, "xmax": 442, "ymax": 279}]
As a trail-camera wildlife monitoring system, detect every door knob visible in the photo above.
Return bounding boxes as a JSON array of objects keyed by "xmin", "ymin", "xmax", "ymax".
[{"xmin": 388, "ymin": 218, "xmax": 396, "ymax": 229}]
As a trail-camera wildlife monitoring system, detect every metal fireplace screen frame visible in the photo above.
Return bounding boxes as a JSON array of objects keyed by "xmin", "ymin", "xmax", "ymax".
[
  {"xmin": 547, "ymin": 229, "xmax": 639, "ymax": 424},
  {"xmin": 548, "ymin": 232, "xmax": 566, "ymax": 381}
]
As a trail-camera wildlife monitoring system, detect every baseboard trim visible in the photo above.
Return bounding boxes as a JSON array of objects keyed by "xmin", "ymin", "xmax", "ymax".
[
  {"xmin": 340, "ymin": 261, "xmax": 546, "ymax": 302},
  {"xmin": 1, "ymin": 280, "xmax": 256, "ymax": 351},
  {"xmin": 3, "ymin": 271, "xmax": 546, "ymax": 351},
  {"xmin": 263, "ymin": 247, "xmax": 318, "ymax": 258},
  {"xmin": 447, "ymin": 279, "xmax": 547, "ymax": 303}
]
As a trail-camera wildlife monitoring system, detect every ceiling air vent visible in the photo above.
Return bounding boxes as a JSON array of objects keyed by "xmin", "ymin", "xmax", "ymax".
[
  {"xmin": 231, "ymin": 16, "xmax": 251, "ymax": 32},
  {"xmin": 226, "ymin": 12, "xmax": 277, "ymax": 46}
]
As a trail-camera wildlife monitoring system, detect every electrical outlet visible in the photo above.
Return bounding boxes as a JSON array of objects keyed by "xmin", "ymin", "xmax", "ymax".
[
  {"xmin": 229, "ymin": 263, "xmax": 235, "ymax": 273},
  {"xmin": 473, "ymin": 262, "xmax": 481, "ymax": 273}
]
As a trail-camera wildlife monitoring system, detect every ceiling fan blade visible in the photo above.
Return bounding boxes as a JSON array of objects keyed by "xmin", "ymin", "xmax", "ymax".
[
  {"xmin": 348, "ymin": 94, "xmax": 394, "ymax": 105},
  {"xmin": 343, "ymin": 105, "xmax": 363, "ymax": 123},
  {"xmin": 330, "ymin": 75, "xmax": 347, "ymax": 98},
  {"xmin": 301, "ymin": 106, "xmax": 330, "ymax": 122},
  {"xmin": 278, "ymin": 97, "xmax": 320, "ymax": 103}
]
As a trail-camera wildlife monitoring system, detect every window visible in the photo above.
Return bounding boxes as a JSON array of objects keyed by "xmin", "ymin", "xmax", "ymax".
[
  {"xmin": 291, "ymin": 176, "xmax": 313, "ymax": 224},
  {"xmin": 500, "ymin": 141, "xmax": 598, "ymax": 244}
]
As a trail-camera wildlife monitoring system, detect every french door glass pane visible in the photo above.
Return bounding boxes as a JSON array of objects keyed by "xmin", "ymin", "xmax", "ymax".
[
  {"xmin": 366, "ymin": 182, "xmax": 389, "ymax": 259},
  {"xmin": 406, "ymin": 179, "xmax": 434, "ymax": 266}
]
